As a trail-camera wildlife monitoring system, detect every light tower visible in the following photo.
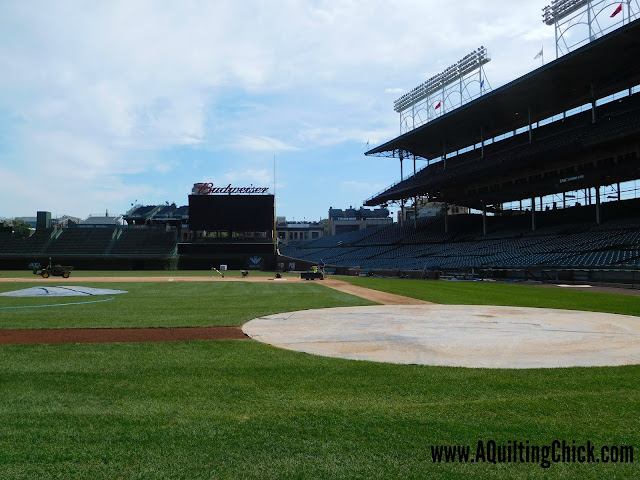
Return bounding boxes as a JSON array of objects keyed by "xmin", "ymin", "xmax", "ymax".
[
  {"xmin": 393, "ymin": 47, "xmax": 491, "ymax": 135},
  {"xmin": 542, "ymin": 0, "xmax": 640, "ymax": 59}
]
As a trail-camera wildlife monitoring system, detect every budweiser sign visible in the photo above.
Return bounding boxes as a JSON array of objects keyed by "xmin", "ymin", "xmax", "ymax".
[{"xmin": 192, "ymin": 183, "xmax": 270, "ymax": 195}]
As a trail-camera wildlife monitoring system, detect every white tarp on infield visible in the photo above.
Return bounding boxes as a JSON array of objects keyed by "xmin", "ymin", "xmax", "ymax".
[
  {"xmin": 0, "ymin": 286, "xmax": 128, "ymax": 297},
  {"xmin": 244, "ymin": 304, "xmax": 640, "ymax": 368}
]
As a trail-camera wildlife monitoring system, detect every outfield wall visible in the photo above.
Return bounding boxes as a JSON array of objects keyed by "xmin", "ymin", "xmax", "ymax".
[
  {"xmin": 0, "ymin": 253, "xmax": 278, "ymax": 272},
  {"xmin": 0, "ymin": 255, "xmax": 178, "ymax": 271}
]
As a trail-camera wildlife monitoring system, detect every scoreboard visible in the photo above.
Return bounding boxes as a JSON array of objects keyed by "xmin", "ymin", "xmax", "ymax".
[{"xmin": 188, "ymin": 194, "xmax": 274, "ymax": 232}]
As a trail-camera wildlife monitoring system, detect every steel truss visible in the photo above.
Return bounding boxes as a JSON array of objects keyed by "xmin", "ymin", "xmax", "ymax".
[
  {"xmin": 543, "ymin": 0, "xmax": 640, "ymax": 58},
  {"xmin": 394, "ymin": 47, "xmax": 491, "ymax": 135}
]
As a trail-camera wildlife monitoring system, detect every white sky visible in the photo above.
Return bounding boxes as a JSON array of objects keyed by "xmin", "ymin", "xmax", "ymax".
[{"xmin": 0, "ymin": 0, "xmax": 563, "ymax": 221}]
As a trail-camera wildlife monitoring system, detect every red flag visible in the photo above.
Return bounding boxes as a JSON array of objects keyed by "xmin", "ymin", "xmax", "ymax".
[
  {"xmin": 434, "ymin": 101, "xmax": 441, "ymax": 110},
  {"xmin": 611, "ymin": 3, "xmax": 622, "ymax": 17}
]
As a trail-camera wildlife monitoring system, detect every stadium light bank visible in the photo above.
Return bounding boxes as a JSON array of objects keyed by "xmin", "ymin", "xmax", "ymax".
[{"xmin": 393, "ymin": 47, "xmax": 491, "ymax": 133}]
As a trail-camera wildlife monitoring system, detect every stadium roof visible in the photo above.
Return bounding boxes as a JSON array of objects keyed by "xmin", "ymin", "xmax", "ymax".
[{"xmin": 366, "ymin": 19, "xmax": 640, "ymax": 160}]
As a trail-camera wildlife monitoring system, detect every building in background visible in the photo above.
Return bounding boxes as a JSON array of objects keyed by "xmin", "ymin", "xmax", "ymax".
[
  {"xmin": 276, "ymin": 217, "xmax": 324, "ymax": 243},
  {"xmin": 328, "ymin": 206, "xmax": 392, "ymax": 236}
]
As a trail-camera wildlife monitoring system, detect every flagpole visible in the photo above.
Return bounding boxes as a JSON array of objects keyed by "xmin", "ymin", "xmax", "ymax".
[
  {"xmin": 534, "ymin": 46, "xmax": 544, "ymax": 66},
  {"xmin": 273, "ymin": 154, "xmax": 277, "ymax": 256}
]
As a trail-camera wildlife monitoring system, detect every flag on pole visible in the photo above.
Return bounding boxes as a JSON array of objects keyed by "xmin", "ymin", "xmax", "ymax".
[
  {"xmin": 480, "ymin": 80, "xmax": 485, "ymax": 89},
  {"xmin": 534, "ymin": 47, "xmax": 543, "ymax": 59},
  {"xmin": 434, "ymin": 101, "xmax": 441, "ymax": 110},
  {"xmin": 610, "ymin": 3, "xmax": 622, "ymax": 17}
]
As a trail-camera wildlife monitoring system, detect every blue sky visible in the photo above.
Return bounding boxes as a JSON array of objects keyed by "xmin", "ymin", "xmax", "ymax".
[{"xmin": 1, "ymin": 0, "xmax": 568, "ymax": 221}]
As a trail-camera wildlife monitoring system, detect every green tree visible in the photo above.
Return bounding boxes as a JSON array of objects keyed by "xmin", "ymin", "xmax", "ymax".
[
  {"xmin": 9, "ymin": 218, "xmax": 32, "ymax": 237},
  {"xmin": 320, "ymin": 218, "xmax": 329, "ymax": 236}
]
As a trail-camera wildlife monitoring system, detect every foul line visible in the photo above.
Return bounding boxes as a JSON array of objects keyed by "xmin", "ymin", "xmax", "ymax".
[{"xmin": 0, "ymin": 296, "xmax": 116, "ymax": 310}]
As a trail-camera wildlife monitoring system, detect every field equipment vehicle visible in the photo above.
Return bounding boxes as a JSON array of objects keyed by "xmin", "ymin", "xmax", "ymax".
[{"xmin": 31, "ymin": 259, "xmax": 73, "ymax": 278}]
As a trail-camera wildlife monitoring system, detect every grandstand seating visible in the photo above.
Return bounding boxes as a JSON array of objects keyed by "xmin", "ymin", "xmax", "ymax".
[
  {"xmin": 174, "ymin": 206, "xmax": 188, "ymax": 216},
  {"xmin": 2, "ymin": 209, "xmax": 637, "ymax": 273},
  {"xmin": 44, "ymin": 227, "xmax": 116, "ymax": 255},
  {"xmin": 0, "ymin": 228, "xmax": 53, "ymax": 255},
  {"xmin": 281, "ymin": 199, "xmax": 640, "ymax": 271},
  {"xmin": 123, "ymin": 204, "xmax": 189, "ymax": 225},
  {"xmin": 109, "ymin": 228, "xmax": 178, "ymax": 255},
  {"xmin": 0, "ymin": 226, "xmax": 177, "ymax": 259},
  {"xmin": 129, "ymin": 205, "xmax": 158, "ymax": 217}
]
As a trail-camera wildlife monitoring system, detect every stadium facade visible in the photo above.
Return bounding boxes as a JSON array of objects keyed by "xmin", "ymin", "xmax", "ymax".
[
  {"xmin": 280, "ymin": 12, "xmax": 640, "ymax": 286},
  {"xmin": 0, "ymin": 182, "xmax": 277, "ymax": 271}
]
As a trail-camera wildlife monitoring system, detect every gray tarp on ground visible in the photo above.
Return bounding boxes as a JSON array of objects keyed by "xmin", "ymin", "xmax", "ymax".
[{"xmin": 0, "ymin": 286, "xmax": 128, "ymax": 297}]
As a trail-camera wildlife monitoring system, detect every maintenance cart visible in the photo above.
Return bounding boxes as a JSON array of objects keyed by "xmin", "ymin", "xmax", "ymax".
[
  {"xmin": 301, "ymin": 266, "xmax": 324, "ymax": 280},
  {"xmin": 32, "ymin": 259, "xmax": 73, "ymax": 278}
]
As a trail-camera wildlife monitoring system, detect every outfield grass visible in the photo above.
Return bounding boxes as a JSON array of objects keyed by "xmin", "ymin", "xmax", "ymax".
[
  {"xmin": 0, "ymin": 282, "xmax": 373, "ymax": 329},
  {"xmin": 0, "ymin": 341, "xmax": 637, "ymax": 479},
  {"xmin": 339, "ymin": 276, "xmax": 640, "ymax": 316}
]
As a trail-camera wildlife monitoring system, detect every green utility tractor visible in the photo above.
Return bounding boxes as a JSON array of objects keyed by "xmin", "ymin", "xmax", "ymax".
[{"xmin": 31, "ymin": 259, "xmax": 73, "ymax": 278}]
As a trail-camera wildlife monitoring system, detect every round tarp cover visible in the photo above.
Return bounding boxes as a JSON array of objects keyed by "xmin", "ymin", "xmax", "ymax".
[{"xmin": 0, "ymin": 286, "xmax": 128, "ymax": 297}]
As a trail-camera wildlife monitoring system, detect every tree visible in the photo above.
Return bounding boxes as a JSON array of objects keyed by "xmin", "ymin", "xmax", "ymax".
[
  {"xmin": 320, "ymin": 218, "xmax": 329, "ymax": 236},
  {"xmin": 9, "ymin": 218, "xmax": 32, "ymax": 237}
]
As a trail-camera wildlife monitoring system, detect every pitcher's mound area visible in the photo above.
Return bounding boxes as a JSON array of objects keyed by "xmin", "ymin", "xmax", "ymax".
[{"xmin": 243, "ymin": 305, "xmax": 640, "ymax": 368}]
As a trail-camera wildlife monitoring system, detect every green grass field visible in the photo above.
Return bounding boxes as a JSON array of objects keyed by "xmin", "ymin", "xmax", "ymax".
[
  {"xmin": 0, "ymin": 281, "xmax": 371, "ymax": 329},
  {"xmin": 0, "ymin": 275, "xmax": 638, "ymax": 479},
  {"xmin": 341, "ymin": 277, "xmax": 640, "ymax": 316}
]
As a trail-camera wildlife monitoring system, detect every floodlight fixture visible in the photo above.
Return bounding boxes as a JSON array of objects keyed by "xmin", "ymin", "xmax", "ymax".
[
  {"xmin": 393, "ymin": 46, "xmax": 491, "ymax": 113},
  {"xmin": 542, "ymin": 0, "xmax": 589, "ymax": 25},
  {"xmin": 543, "ymin": 0, "xmax": 637, "ymax": 61}
]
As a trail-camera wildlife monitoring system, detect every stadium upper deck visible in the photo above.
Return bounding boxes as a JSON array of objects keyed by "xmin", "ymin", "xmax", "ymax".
[
  {"xmin": 123, "ymin": 204, "xmax": 188, "ymax": 226},
  {"xmin": 366, "ymin": 94, "xmax": 640, "ymax": 209},
  {"xmin": 365, "ymin": 18, "xmax": 640, "ymax": 208}
]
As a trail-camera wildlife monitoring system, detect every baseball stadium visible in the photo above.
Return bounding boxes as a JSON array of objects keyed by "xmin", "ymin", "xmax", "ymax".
[{"xmin": 1, "ymin": 2, "xmax": 640, "ymax": 478}]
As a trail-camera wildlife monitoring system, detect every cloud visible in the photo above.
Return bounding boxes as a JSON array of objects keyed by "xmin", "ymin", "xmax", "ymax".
[
  {"xmin": 522, "ymin": 24, "xmax": 555, "ymax": 42},
  {"xmin": 232, "ymin": 135, "xmax": 299, "ymax": 152},
  {"xmin": 223, "ymin": 168, "xmax": 273, "ymax": 186},
  {"xmin": 297, "ymin": 126, "xmax": 394, "ymax": 148},
  {"xmin": 0, "ymin": 157, "xmax": 158, "ymax": 219},
  {"xmin": 0, "ymin": 0, "xmax": 572, "ymax": 220},
  {"xmin": 154, "ymin": 163, "xmax": 174, "ymax": 174}
]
